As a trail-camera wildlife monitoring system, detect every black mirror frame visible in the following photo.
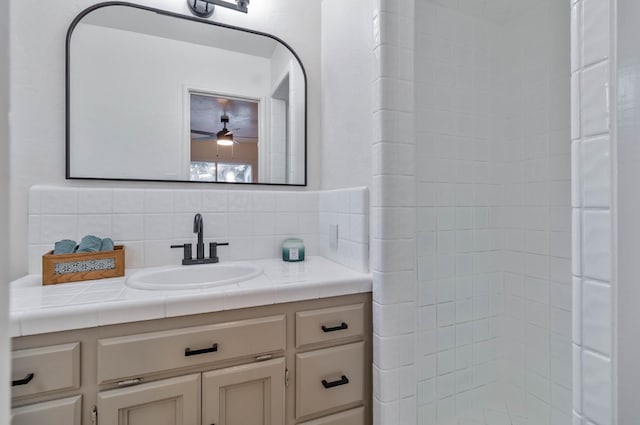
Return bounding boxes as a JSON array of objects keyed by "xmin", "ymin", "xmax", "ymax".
[{"xmin": 65, "ymin": 1, "xmax": 308, "ymax": 187}]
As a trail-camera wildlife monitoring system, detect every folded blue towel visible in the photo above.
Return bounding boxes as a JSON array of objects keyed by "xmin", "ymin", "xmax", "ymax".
[
  {"xmin": 77, "ymin": 235, "xmax": 102, "ymax": 253},
  {"xmin": 100, "ymin": 237, "xmax": 114, "ymax": 251},
  {"xmin": 53, "ymin": 239, "xmax": 77, "ymax": 255}
]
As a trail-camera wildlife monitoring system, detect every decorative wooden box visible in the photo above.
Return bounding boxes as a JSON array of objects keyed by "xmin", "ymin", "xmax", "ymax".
[{"xmin": 42, "ymin": 246, "xmax": 125, "ymax": 285}]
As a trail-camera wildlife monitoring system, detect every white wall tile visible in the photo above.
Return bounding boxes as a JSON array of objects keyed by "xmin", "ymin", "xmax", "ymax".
[
  {"xmin": 571, "ymin": 1, "xmax": 582, "ymax": 73},
  {"xmin": 144, "ymin": 189, "xmax": 173, "ymax": 213},
  {"xmin": 572, "ymin": 208, "xmax": 582, "ymax": 276},
  {"xmin": 580, "ymin": 136, "xmax": 610, "ymax": 208},
  {"xmin": 39, "ymin": 187, "xmax": 78, "ymax": 215},
  {"xmin": 40, "ymin": 215, "xmax": 78, "ymax": 244},
  {"xmin": 173, "ymin": 190, "xmax": 202, "ymax": 213},
  {"xmin": 572, "ymin": 141, "xmax": 582, "ymax": 207},
  {"xmin": 581, "ymin": 62, "xmax": 610, "ymax": 137},
  {"xmin": 581, "ymin": 350, "xmax": 611, "ymax": 425},
  {"xmin": 250, "ymin": 192, "xmax": 277, "ymax": 212},
  {"xmin": 227, "ymin": 191, "xmax": 253, "ymax": 212},
  {"xmin": 143, "ymin": 214, "xmax": 174, "ymax": 240},
  {"xmin": 30, "ymin": 186, "xmax": 368, "ymax": 273},
  {"xmin": 571, "ymin": 73, "xmax": 582, "ymax": 140},
  {"xmin": 113, "ymin": 189, "xmax": 145, "ymax": 213},
  {"xmin": 201, "ymin": 189, "xmax": 228, "ymax": 212},
  {"xmin": 581, "ymin": 210, "xmax": 611, "ymax": 281},
  {"xmin": 77, "ymin": 215, "xmax": 112, "ymax": 239},
  {"xmin": 582, "ymin": 0, "xmax": 610, "ymax": 66},
  {"xmin": 77, "ymin": 188, "xmax": 113, "ymax": 214},
  {"xmin": 581, "ymin": 280, "xmax": 611, "ymax": 356}
]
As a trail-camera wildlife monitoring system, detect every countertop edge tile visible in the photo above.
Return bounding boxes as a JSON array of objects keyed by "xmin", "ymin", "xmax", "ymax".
[{"xmin": 11, "ymin": 256, "xmax": 372, "ymax": 336}]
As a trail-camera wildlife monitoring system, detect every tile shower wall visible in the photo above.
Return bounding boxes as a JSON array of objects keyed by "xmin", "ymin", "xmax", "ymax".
[
  {"xmin": 371, "ymin": 1, "xmax": 418, "ymax": 424},
  {"xmin": 411, "ymin": 1, "xmax": 572, "ymax": 424},
  {"xmin": 500, "ymin": 2, "xmax": 572, "ymax": 425},
  {"xmin": 571, "ymin": 0, "xmax": 615, "ymax": 425},
  {"xmin": 27, "ymin": 186, "xmax": 369, "ymax": 274},
  {"xmin": 414, "ymin": 3, "xmax": 504, "ymax": 423}
]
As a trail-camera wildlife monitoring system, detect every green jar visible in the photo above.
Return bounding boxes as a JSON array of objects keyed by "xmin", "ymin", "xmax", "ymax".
[{"xmin": 282, "ymin": 238, "xmax": 305, "ymax": 262}]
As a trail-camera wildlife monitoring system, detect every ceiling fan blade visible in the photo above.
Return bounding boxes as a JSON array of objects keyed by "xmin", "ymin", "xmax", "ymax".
[{"xmin": 191, "ymin": 129, "xmax": 216, "ymax": 136}]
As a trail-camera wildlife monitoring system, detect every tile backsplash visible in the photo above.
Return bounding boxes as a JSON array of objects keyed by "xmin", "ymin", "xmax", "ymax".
[
  {"xmin": 28, "ymin": 186, "xmax": 369, "ymax": 274},
  {"xmin": 319, "ymin": 188, "xmax": 370, "ymax": 273}
]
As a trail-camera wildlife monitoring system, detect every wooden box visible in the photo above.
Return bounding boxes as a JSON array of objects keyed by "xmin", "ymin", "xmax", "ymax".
[{"xmin": 42, "ymin": 246, "xmax": 125, "ymax": 285}]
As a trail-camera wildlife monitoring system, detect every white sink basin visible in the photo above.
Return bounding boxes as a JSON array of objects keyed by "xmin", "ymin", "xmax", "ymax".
[{"xmin": 126, "ymin": 263, "xmax": 263, "ymax": 290}]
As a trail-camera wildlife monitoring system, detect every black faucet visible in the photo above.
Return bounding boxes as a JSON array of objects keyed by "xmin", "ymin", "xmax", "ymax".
[
  {"xmin": 171, "ymin": 213, "xmax": 228, "ymax": 265},
  {"xmin": 194, "ymin": 213, "xmax": 205, "ymax": 260}
]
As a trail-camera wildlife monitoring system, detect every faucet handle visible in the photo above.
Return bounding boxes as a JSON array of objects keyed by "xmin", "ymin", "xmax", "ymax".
[
  {"xmin": 171, "ymin": 243, "xmax": 193, "ymax": 263},
  {"xmin": 209, "ymin": 242, "xmax": 229, "ymax": 261}
]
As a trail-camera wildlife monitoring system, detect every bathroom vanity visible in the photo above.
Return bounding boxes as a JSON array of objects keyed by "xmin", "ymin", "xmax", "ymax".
[{"xmin": 10, "ymin": 257, "xmax": 372, "ymax": 425}]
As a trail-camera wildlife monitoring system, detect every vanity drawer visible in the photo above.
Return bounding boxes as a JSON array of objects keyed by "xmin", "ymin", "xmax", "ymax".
[
  {"xmin": 298, "ymin": 406, "xmax": 365, "ymax": 425},
  {"xmin": 296, "ymin": 304, "xmax": 364, "ymax": 348},
  {"xmin": 12, "ymin": 395, "xmax": 82, "ymax": 425},
  {"xmin": 296, "ymin": 342, "xmax": 365, "ymax": 419},
  {"xmin": 97, "ymin": 315, "xmax": 286, "ymax": 383},
  {"xmin": 11, "ymin": 343, "xmax": 80, "ymax": 399}
]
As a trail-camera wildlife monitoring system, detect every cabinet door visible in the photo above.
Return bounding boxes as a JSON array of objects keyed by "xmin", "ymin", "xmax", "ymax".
[
  {"xmin": 202, "ymin": 358, "xmax": 285, "ymax": 425},
  {"xmin": 97, "ymin": 374, "xmax": 200, "ymax": 425},
  {"xmin": 12, "ymin": 395, "xmax": 81, "ymax": 425}
]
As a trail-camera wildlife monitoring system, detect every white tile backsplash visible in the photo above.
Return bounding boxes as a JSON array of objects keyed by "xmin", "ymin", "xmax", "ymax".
[
  {"xmin": 319, "ymin": 187, "xmax": 370, "ymax": 272},
  {"xmin": 28, "ymin": 186, "xmax": 368, "ymax": 274},
  {"xmin": 77, "ymin": 188, "xmax": 113, "ymax": 214}
]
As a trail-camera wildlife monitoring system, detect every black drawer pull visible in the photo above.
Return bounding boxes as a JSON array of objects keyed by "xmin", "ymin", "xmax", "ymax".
[
  {"xmin": 322, "ymin": 375, "xmax": 349, "ymax": 389},
  {"xmin": 321, "ymin": 322, "xmax": 348, "ymax": 333},
  {"xmin": 12, "ymin": 373, "xmax": 34, "ymax": 387},
  {"xmin": 184, "ymin": 343, "xmax": 218, "ymax": 357}
]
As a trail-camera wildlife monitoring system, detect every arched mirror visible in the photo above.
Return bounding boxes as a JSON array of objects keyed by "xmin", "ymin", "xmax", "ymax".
[{"xmin": 67, "ymin": 2, "xmax": 307, "ymax": 185}]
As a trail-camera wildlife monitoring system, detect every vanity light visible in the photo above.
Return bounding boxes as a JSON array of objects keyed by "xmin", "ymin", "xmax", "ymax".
[
  {"xmin": 187, "ymin": 0, "xmax": 249, "ymax": 18},
  {"xmin": 216, "ymin": 115, "xmax": 235, "ymax": 146}
]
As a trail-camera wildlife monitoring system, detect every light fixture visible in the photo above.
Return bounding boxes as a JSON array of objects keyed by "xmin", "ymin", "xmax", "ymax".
[
  {"xmin": 216, "ymin": 115, "xmax": 234, "ymax": 146},
  {"xmin": 187, "ymin": 0, "xmax": 249, "ymax": 18}
]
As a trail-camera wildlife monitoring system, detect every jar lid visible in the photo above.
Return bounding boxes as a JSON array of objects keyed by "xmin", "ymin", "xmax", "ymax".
[{"xmin": 282, "ymin": 238, "xmax": 304, "ymax": 246}]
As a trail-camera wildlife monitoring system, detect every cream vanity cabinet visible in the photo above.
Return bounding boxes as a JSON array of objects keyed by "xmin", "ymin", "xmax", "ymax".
[
  {"xmin": 11, "ymin": 343, "xmax": 82, "ymax": 425},
  {"xmin": 11, "ymin": 293, "xmax": 372, "ymax": 425}
]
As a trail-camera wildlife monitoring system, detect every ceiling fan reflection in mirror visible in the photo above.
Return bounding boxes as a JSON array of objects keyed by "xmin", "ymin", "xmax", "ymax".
[{"xmin": 191, "ymin": 115, "xmax": 241, "ymax": 145}]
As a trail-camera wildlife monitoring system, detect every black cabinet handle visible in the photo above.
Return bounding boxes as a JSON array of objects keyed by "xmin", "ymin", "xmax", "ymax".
[
  {"xmin": 12, "ymin": 373, "xmax": 34, "ymax": 387},
  {"xmin": 321, "ymin": 322, "xmax": 348, "ymax": 333},
  {"xmin": 184, "ymin": 343, "xmax": 218, "ymax": 357},
  {"xmin": 322, "ymin": 375, "xmax": 349, "ymax": 389}
]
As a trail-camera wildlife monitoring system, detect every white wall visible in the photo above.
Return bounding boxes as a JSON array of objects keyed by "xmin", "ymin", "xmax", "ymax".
[
  {"xmin": 72, "ymin": 23, "xmax": 271, "ymax": 180},
  {"xmin": 615, "ymin": 0, "xmax": 638, "ymax": 422},
  {"xmin": 9, "ymin": 0, "xmax": 321, "ymax": 278},
  {"xmin": 0, "ymin": 0, "xmax": 10, "ymax": 419},
  {"xmin": 320, "ymin": 0, "xmax": 373, "ymax": 190}
]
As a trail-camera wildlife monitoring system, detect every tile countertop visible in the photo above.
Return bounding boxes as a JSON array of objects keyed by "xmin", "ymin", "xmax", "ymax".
[{"xmin": 10, "ymin": 256, "xmax": 372, "ymax": 337}]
